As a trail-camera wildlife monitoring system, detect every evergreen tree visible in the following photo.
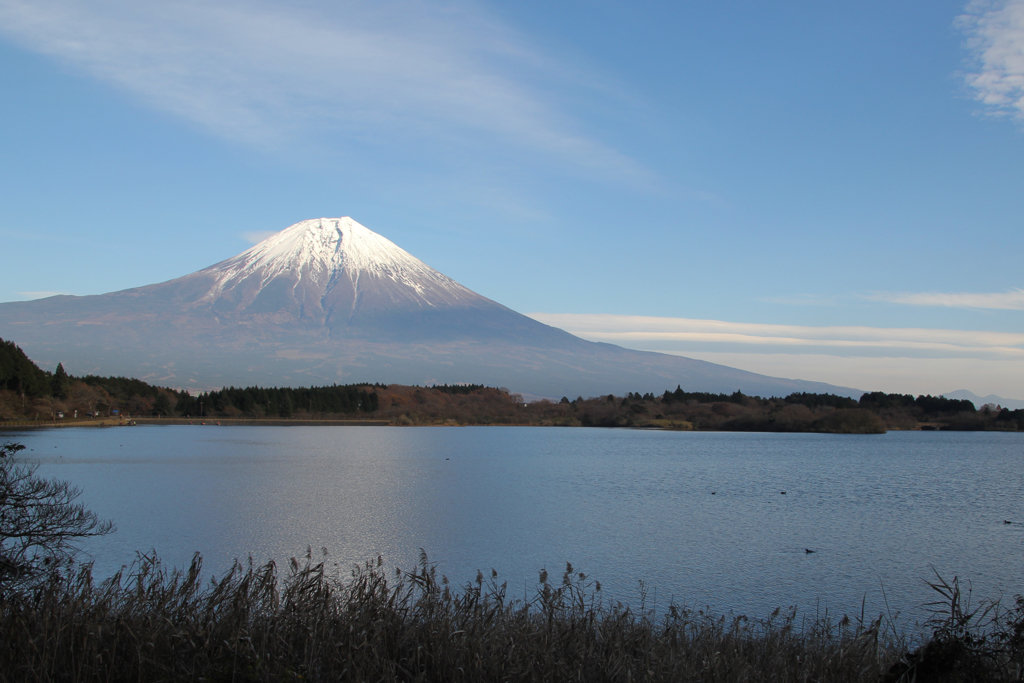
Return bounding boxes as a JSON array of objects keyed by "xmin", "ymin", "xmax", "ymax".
[
  {"xmin": 153, "ymin": 392, "xmax": 172, "ymax": 416},
  {"xmin": 0, "ymin": 338, "xmax": 51, "ymax": 398},
  {"xmin": 50, "ymin": 363, "xmax": 70, "ymax": 400},
  {"xmin": 279, "ymin": 392, "xmax": 293, "ymax": 418},
  {"xmin": 175, "ymin": 392, "xmax": 198, "ymax": 416}
]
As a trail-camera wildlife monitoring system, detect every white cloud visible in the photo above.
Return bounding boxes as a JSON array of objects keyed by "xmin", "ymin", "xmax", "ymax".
[
  {"xmin": 530, "ymin": 313, "xmax": 1024, "ymax": 358},
  {"xmin": 241, "ymin": 230, "xmax": 277, "ymax": 245},
  {"xmin": 958, "ymin": 0, "xmax": 1024, "ymax": 120},
  {"xmin": 869, "ymin": 288, "xmax": 1024, "ymax": 310},
  {"xmin": 528, "ymin": 313, "xmax": 1024, "ymax": 360},
  {"xmin": 0, "ymin": 0, "xmax": 646, "ymax": 179},
  {"xmin": 528, "ymin": 312, "xmax": 1024, "ymax": 396},
  {"xmin": 675, "ymin": 353, "xmax": 1024, "ymax": 399},
  {"xmin": 16, "ymin": 291, "xmax": 68, "ymax": 299}
]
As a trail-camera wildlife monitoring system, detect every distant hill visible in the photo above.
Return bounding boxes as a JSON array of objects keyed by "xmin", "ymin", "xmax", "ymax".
[
  {"xmin": 941, "ymin": 390, "xmax": 1024, "ymax": 411},
  {"xmin": 0, "ymin": 217, "xmax": 862, "ymax": 399}
]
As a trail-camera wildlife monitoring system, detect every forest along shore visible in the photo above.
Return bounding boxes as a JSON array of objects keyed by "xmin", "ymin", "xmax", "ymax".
[
  {"xmin": 4, "ymin": 382, "xmax": 1022, "ymax": 434},
  {"xmin": 3, "ymin": 336, "xmax": 1023, "ymax": 433}
]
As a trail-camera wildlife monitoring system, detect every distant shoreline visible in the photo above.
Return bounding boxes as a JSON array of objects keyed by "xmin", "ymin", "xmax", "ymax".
[
  {"xmin": 0, "ymin": 417, "xmax": 391, "ymax": 429},
  {"xmin": 135, "ymin": 417, "xmax": 391, "ymax": 427},
  {"xmin": 1, "ymin": 417, "xmax": 1005, "ymax": 433}
]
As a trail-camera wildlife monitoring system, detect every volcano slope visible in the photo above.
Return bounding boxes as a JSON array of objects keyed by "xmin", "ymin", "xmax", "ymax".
[{"xmin": 0, "ymin": 217, "xmax": 859, "ymax": 399}]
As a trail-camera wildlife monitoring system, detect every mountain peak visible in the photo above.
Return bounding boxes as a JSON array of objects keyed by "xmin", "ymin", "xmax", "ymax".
[
  {"xmin": 150, "ymin": 215, "xmax": 559, "ymax": 341},
  {"xmin": 0, "ymin": 215, "xmax": 863, "ymax": 398},
  {"xmin": 202, "ymin": 217, "xmax": 456, "ymax": 297}
]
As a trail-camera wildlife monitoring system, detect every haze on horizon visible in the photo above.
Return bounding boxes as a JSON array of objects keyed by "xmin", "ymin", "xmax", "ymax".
[{"xmin": 0, "ymin": 0, "xmax": 1022, "ymax": 399}]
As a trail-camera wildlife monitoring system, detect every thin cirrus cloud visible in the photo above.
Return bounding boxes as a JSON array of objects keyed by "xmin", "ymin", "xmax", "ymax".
[
  {"xmin": 958, "ymin": 0, "xmax": 1024, "ymax": 121},
  {"xmin": 0, "ymin": 0, "xmax": 646, "ymax": 179},
  {"xmin": 16, "ymin": 291, "xmax": 69, "ymax": 300},
  {"xmin": 241, "ymin": 231, "xmax": 279, "ymax": 245},
  {"xmin": 528, "ymin": 313, "xmax": 1024, "ymax": 360},
  {"xmin": 869, "ymin": 288, "xmax": 1024, "ymax": 310}
]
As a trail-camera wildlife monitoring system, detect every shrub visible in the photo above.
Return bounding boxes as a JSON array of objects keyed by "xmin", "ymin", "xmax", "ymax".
[
  {"xmin": 0, "ymin": 442, "xmax": 114, "ymax": 591},
  {"xmin": 883, "ymin": 572, "xmax": 1024, "ymax": 682},
  {"xmin": 813, "ymin": 409, "xmax": 887, "ymax": 434}
]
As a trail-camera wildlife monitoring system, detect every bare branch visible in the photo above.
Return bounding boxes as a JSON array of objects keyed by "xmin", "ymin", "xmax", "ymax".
[{"xmin": 1, "ymin": 442, "xmax": 114, "ymax": 589}]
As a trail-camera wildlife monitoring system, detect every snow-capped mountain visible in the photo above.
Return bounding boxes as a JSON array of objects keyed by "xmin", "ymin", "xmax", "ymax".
[
  {"xmin": 0, "ymin": 217, "xmax": 860, "ymax": 398},
  {"xmin": 103, "ymin": 216, "xmax": 567, "ymax": 345},
  {"xmin": 196, "ymin": 217, "xmax": 479, "ymax": 319}
]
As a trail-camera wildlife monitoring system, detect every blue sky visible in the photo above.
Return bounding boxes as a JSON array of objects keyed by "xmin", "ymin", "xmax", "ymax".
[{"xmin": 1, "ymin": 0, "xmax": 1023, "ymax": 397}]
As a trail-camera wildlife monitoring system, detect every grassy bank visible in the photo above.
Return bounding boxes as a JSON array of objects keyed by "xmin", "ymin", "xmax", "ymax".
[{"xmin": 2, "ymin": 552, "xmax": 1021, "ymax": 682}]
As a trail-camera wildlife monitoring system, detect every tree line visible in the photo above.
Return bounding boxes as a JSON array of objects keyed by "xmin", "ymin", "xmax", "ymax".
[
  {"xmin": 2, "ymin": 335, "xmax": 1022, "ymax": 430},
  {"xmin": 177, "ymin": 384, "xmax": 381, "ymax": 418},
  {"xmin": 0, "ymin": 338, "xmax": 67, "ymax": 399}
]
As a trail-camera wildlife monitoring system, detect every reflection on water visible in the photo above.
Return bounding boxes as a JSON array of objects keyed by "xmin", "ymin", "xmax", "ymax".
[{"xmin": 5, "ymin": 425, "xmax": 1023, "ymax": 625}]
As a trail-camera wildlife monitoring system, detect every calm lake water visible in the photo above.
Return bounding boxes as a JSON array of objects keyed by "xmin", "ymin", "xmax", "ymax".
[{"xmin": 3, "ymin": 425, "xmax": 1023, "ymax": 627}]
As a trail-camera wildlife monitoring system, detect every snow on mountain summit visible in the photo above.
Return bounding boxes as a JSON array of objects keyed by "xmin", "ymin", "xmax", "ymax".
[
  {"xmin": 207, "ymin": 217, "xmax": 459, "ymax": 291},
  {"xmin": 0, "ymin": 216, "xmax": 863, "ymax": 398},
  {"xmin": 200, "ymin": 217, "xmax": 470, "ymax": 306}
]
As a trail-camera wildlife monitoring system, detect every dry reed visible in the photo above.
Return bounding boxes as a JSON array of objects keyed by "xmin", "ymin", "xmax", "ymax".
[{"xmin": 1, "ymin": 551, "xmax": 1019, "ymax": 682}]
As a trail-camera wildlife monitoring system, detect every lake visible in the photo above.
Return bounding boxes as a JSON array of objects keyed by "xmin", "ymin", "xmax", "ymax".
[{"xmin": 3, "ymin": 425, "xmax": 1022, "ymax": 627}]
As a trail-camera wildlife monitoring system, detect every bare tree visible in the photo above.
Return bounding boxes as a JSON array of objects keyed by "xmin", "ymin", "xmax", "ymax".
[{"xmin": 0, "ymin": 442, "xmax": 114, "ymax": 589}]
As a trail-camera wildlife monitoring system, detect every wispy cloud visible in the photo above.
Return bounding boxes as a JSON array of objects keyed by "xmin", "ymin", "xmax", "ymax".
[
  {"xmin": 869, "ymin": 288, "xmax": 1024, "ymax": 310},
  {"xmin": 0, "ymin": 0, "xmax": 647, "ymax": 179},
  {"xmin": 17, "ymin": 291, "xmax": 68, "ymax": 300},
  {"xmin": 241, "ymin": 231, "xmax": 277, "ymax": 245},
  {"xmin": 528, "ymin": 312, "xmax": 1024, "ymax": 395},
  {"xmin": 529, "ymin": 313, "xmax": 1024, "ymax": 360},
  {"xmin": 958, "ymin": 0, "xmax": 1024, "ymax": 121},
  {"xmin": 669, "ymin": 352, "xmax": 1024, "ymax": 399}
]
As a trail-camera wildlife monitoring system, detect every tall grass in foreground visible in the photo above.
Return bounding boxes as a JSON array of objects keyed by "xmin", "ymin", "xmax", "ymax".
[{"xmin": 0, "ymin": 552, "xmax": 1020, "ymax": 683}]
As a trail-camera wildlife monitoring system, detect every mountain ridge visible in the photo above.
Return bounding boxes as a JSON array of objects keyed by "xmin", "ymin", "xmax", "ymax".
[
  {"xmin": 941, "ymin": 389, "xmax": 1024, "ymax": 411},
  {"xmin": 0, "ymin": 217, "xmax": 862, "ymax": 399}
]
